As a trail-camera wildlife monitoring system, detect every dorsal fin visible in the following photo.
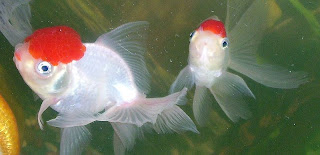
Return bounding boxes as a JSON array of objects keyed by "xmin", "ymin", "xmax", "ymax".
[{"xmin": 95, "ymin": 21, "xmax": 151, "ymax": 94}]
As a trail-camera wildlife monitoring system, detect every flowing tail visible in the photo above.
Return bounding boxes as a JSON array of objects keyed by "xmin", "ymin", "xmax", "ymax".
[
  {"xmin": 46, "ymin": 89, "xmax": 198, "ymax": 155},
  {"xmin": 0, "ymin": 0, "xmax": 32, "ymax": 46},
  {"xmin": 226, "ymin": 0, "xmax": 308, "ymax": 88},
  {"xmin": 229, "ymin": 54, "xmax": 308, "ymax": 89},
  {"xmin": 59, "ymin": 126, "xmax": 91, "ymax": 155},
  {"xmin": 104, "ymin": 88, "xmax": 198, "ymax": 154}
]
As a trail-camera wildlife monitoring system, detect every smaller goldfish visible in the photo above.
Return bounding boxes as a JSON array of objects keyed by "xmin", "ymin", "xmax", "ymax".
[
  {"xmin": 0, "ymin": 94, "xmax": 20, "ymax": 155},
  {"xmin": 170, "ymin": 0, "xmax": 308, "ymax": 125},
  {"xmin": 12, "ymin": 22, "xmax": 198, "ymax": 155}
]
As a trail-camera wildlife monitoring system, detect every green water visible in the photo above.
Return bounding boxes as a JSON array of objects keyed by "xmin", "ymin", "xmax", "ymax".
[{"xmin": 0, "ymin": 0, "xmax": 320, "ymax": 154}]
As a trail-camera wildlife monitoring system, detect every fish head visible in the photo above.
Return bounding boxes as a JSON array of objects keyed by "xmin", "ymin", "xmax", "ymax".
[
  {"xmin": 13, "ymin": 26, "xmax": 86, "ymax": 99},
  {"xmin": 189, "ymin": 17, "xmax": 229, "ymax": 71}
]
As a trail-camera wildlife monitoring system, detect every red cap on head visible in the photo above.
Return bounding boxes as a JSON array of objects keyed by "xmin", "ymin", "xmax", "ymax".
[
  {"xmin": 25, "ymin": 26, "xmax": 86, "ymax": 66},
  {"xmin": 198, "ymin": 19, "xmax": 226, "ymax": 38}
]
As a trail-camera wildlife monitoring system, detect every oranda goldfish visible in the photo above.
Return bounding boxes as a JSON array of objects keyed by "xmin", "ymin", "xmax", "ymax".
[
  {"xmin": 170, "ymin": 0, "xmax": 308, "ymax": 125},
  {"xmin": 12, "ymin": 22, "xmax": 198, "ymax": 155},
  {"xmin": 1, "ymin": 1, "xmax": 198, "ymax": 154},
  {"xmin": 0, "ymin": 94, "xmax": 20, "ymax": 155}
]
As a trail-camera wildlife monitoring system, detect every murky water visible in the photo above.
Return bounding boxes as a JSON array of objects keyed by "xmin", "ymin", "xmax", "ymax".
[{"xmin": 0, "ymin": 0, "xmax": 320, "ymax": 154}]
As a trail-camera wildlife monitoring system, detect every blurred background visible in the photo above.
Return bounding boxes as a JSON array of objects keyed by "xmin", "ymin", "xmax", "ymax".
[{"xmin": 0, "ymin": 0, "xmax": 319, "ymax": 154}]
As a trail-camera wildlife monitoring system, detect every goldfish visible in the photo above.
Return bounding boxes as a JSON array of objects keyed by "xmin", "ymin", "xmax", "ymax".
[
  {"xmin": 170, "ymin": 0, "xmax": 308, "ymax": 125},
  {"xmin": 1, "ymin": 1, "xmax": 198, "ymax": 153},
  {"xmin": 0, "ymin": 94, "xmax": 20, "ymax": 155},
  {"xmin": 12, "ymin": 22, "xmax": 198, "ymax": 155}
]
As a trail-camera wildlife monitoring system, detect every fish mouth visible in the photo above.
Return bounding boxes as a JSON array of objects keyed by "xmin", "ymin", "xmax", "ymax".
[
  {"xmin": 13, "ymin": 45, "xmax": 24, "ymax": 71},
  {"xmin": 13, "ymin": 56, "xmax": 21, "ymax": 71}
]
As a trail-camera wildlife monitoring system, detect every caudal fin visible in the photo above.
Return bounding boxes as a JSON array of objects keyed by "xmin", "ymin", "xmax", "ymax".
[
  {"xmin": 111, "ymin": 105, "xmax": 199, "ymax": 155},
  {"xmin": 100, "ymin": 88, "xmax": 190, "ymax": 125},
  {"xmin": 0, "ymin": 0, "xmax": 32, "ymax": 46},
  {"xmin": 59, "ymin": 126, "xmax": 91, "ymax": 155},
  {"xmin": 229, "ymin": 54, "xmax": 308, "ymax": 89},
  {"xmin": 111, "ymin": 122, "xmax": 144, "ymax": 154},
  {"xmin": 226, "ymin": 0, "xmax": 308, "ymax": 89},
  {"xmin": 102, "ymin": 88, "xmax": 198, "ymax": 154}
]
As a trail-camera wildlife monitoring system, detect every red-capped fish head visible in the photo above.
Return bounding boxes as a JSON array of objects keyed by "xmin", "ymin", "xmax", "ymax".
[
  {"xmin": 25, "ymin": 26, "xmax": 86, "ymax": 66},
  {"xmin": 189, "ymin": 17, "xmax": 229, "ymax": 71},
  {"xmin": 13, "ymin": 26, "xmax": 85, "ymax": 98}
]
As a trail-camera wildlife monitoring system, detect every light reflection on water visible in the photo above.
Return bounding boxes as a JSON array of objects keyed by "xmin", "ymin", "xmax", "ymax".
[{"xmin": 0, "ymin": 0, "xmax": 320, "ymax": 154}]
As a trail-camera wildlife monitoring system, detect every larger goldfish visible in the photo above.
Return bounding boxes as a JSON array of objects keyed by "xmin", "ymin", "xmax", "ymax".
[
  {"xmin": 11, "ymin": 23, "xmax": 198, "ymax": 154},
  {"xmin": 170, "ymin": 0, "xmax": 308, "ymax": 125},
  {"xmin": 1, "ymin": 1, "xmax": 198, "ymax": 154}
]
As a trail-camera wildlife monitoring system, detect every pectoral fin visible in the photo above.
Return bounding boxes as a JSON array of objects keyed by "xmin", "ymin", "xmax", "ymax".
[
  {"xmin": 210, "ymin": 72, "xmax": 254, "ymax": 122},
  {"xmin": 169, "ymin": 66, "xmax": 195, "ymax": 94},
  {"xmin": 38, "ymin": 98, "xmax": 59, "ymax": 130}
]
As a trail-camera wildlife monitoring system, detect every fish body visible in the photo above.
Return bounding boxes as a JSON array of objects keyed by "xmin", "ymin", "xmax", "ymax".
[
  {"xmin": 13, "ymin": 22, "xmax": 198, "ymax": 154},
  {"xmin": 171, "ymin": 17, "xmax": 254, "ymax": 125},
  {"xmin": 188, "ymin": 18, "xmax": 229, "ymax": 87},
  {"xmin": 0, "ymin": 95, "xmax": 20, "ymax": 155},
  {"xmin": 170, "ymin": 0, "xmax": 308, "ymax": 125}
]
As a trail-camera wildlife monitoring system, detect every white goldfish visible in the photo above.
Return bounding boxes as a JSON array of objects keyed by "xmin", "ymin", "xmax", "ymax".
[
  {"xmin": 170, "ymin": 0, "xmax": 308, "ymax": 125},
  {"xmin": 10, "ymin": 22, "xmax": 198, "ymax": 154},
  {"xmin": 0, "ymin": 1, "xmax": 197, "ymax": 154}
]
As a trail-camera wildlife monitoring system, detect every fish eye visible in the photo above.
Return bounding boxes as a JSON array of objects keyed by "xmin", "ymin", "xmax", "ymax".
[
  {"xmin": 189, "ymin": 31, "xmax": 195, "ymax": 41},
  {"xmin": 222, "ymin": 38, "xmax": 229, "ymax": 48},
  {"xmin": 36, "ymin": 61, "xmax": 52, "ymax": 76}
]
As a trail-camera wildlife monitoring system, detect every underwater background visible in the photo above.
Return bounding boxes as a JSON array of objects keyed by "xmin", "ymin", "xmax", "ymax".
[{"xmin": 0, "ymin": 0, "xmax": 320, "ymax": 154}]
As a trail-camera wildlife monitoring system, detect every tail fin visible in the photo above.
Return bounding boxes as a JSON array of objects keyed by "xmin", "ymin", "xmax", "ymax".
[
  {"xmin": 59, "ymin": 126, "xmax": 91, "ymax": 155},
  {"xmin": 111, "ymin": 122, "xmax": 144, "ymax": 154},
  {"xmin": 152, "ymin": 105, "xmax": 199, "ymax": 134},
  {"xmin": 0, "ymin": 0, "xmax": 32, "ymax": 46},
  {"xmin": 111, "ymin": 106, "xmax": 199, "ymax": 155},
  {"xmin": 226, "ymin": 0, "xmax": 308, "ymax": 88},
  {"xmin": 229, "ymin": 54, "xmax": 308, "ymax": 89},
  {"xmin": 100, "ymin": 88, "xmax": 193, "ymax": 126},
  {"xmin": 111, "ymin": 106, "xmax": 198, "ymax": 155},
  {"xmin": 105, "ymin": 88, "xmax": 198, "ymax": 154}
]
